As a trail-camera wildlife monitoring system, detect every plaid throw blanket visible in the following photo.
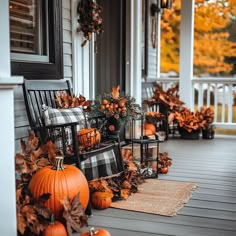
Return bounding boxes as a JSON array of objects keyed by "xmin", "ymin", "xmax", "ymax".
[{"xmin": 81, "ymin": 149, "xmax": 119, "ymax": 181}]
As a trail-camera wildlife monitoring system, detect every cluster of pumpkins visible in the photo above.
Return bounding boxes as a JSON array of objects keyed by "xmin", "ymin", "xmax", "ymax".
[
  {"xmin": 28, "ymin": 123, "xmax": 156, "ymax": 235},
  {"xmin": 28, "ymin": 156, "xmax": 111, "ymax": 235}
]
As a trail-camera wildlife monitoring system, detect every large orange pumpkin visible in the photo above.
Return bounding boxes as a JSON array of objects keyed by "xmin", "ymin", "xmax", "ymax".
[
  {"xmin": 91, "ymin": 192, "xmax": 113, "ymax": 210},
  {"xmin": 29, "ymin": 157, "xmax": 89, "ymax": 219},
  {"xmin": 43, "ymin": 214, "xmax": 67, "ymax": 236},
  {"xmin": 144, "ymin": 123, "xmax": 156, "ymax": 135},
  {"xmin": 80, "ymin": 227, "xmax": 111, "ymax": 236},
  {"xmin": 78, "ymin": 128, "xmax": 101, "ymax": 150}
]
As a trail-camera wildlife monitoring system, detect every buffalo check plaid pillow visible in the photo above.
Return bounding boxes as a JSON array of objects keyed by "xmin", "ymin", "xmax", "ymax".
[
  {"xmin": 80, "ymin": 148, "xmax": 119, "ymax": 181},
  {"xmin": 42, "ymin": 105, "xmax": 86, "ymax": 147},
  {"xmin": 42, "ymin": 105, "xmax": 86, "ymax": 128}
]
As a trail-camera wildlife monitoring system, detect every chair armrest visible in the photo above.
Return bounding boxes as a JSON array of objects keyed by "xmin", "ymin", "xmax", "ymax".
[
  {"xmin": 31, "ymin": 121, "xmax": 80, "ymax": 131},
  {"xmin": 79, "ymin": 143, "xmax": 115, "ymax": 160}
]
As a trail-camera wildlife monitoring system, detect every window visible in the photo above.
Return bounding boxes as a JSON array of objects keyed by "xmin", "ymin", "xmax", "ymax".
[{"xmin": 10, "ymin": 0, "xmax": 63, "ymax": 80}]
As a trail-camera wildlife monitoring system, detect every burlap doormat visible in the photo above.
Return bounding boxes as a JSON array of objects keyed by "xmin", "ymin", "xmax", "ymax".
[{"xmin": 111, "ymin": 179, "xmax": 198, "ymax": 216}]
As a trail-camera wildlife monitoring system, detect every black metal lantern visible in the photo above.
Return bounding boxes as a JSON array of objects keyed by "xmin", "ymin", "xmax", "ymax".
[{"xmin": 160, "ymin": 0, "xmax": 172, "ymax": 9}]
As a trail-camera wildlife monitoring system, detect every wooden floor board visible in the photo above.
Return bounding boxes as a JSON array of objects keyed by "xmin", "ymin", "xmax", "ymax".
[
  {"xmin": 191, "ymin": 192, "xmax": 236, "ymax": 203},
  {"xmin": 87, "ymin": 215, "xmax": 235, "ymax": 236},
  {"xmin": 93, "ymin": 209, "xmax": 236, "ymax": 231},
  {"xmin": 87, "ymin": 137, "xmax": 236, "ymax": 236},
  {"xmin": 179, "ymin": 206, "xmax": 236, "ymax": 220}
]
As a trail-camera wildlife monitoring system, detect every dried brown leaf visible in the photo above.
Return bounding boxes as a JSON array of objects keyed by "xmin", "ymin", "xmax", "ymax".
[{"xmin": 61, "ymin": 193, "xmax": 88, "ymax": 236}]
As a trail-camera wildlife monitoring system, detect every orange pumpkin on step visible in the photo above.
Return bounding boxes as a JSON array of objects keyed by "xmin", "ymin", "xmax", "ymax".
[
  {"xmin": 43, "ymin": 214, "xmax": 67, "ymax": 236},
  {"xmin": 144, "ymin": 123, "xmax": 156, "ymax": 135},
  {"xmin": 80, "ymin": 227, "xmax": 111, "ymax": 236},
  {"xmin": 78, "ymin": 128, "xmax": 101, "ymax": 150},
  {"xmin": 91, "ymin": 191, "xmax": 113, "ymax": 210},
  {"xmin": 29, "ymin": 157, "xmax": 89, "ymax": 219}
]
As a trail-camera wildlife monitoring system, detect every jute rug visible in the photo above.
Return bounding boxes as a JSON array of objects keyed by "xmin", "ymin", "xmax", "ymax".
[{"xmin": 111, "ymin": 179, "xmax": 198, "ymax": 216}]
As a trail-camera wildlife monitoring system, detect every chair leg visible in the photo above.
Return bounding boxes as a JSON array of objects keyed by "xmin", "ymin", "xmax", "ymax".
[{"xmin": 85, "ymin": 200, "xmax": 93, "ymax": 217}]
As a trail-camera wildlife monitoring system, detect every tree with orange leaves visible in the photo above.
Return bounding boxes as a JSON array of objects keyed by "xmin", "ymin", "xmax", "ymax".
[{"xmin": 161, "ymin": 0, "xmax": 236, "ymax": 76}]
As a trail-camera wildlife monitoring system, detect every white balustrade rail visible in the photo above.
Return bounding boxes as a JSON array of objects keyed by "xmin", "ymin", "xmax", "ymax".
[
  {"xmin": 143, "ymin": 77, "xmax": 236, "ymax": 129},
  {"xmin": 192, "ymin": 77, "xmax": 236, "ymax": 129}
]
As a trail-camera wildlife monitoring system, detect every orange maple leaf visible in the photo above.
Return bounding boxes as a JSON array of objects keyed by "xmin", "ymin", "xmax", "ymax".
[
  {"xmin": 111, "ymin": 85, "xmax": 120, "ymax": 99},
  {"xmin": 120, "ymin": 189, "xmax": 130, "ymax": 200}
]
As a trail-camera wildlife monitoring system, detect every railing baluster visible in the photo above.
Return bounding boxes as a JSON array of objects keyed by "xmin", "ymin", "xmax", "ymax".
[
  {"xmin": 198, "ymin": 83, "xmax": 203, "ymax": 110},
  {"xmin": 228, "ymin": 84, "xmax": 233, "ymax": 123},
  {"xmin": 214, "ymin": 84, "xmax": 218, "ymax": 123},
  {"xmin": 222, "ymin": 85, "xmax": 226, "ymax": 123},
  {"xmin": 207, "ymin": 83, "xmax": 210, "ymax": 107}
]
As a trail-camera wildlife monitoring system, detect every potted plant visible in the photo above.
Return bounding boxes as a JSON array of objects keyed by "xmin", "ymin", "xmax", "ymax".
[
  {"xmin": 174, "ymin": 108, "xmax": 206, "ymax": 139},
  {"xmin": 92, "ymin": 85, "xmax": 141, "ymax": 136},
  {"xmin": 143, "ymin": 84, "xmax": 185, "ymax": 137},
  {"xmin": 158, "ymin": 152, "xmax": 172, "ymax": 174},
  {"xmin": 199, "ymin": 106, "xmax": 215, "ymax": 139}
]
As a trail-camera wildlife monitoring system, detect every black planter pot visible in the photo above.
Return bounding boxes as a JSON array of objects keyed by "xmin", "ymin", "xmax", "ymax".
[
  {"xmin": 178, "ymin": 127, "xmax": 200, "ymax": 140},
  {"xmin": 106, "ymin": 116, "xmax": 121, "ymax": 136},
  {"xmin": 202, "ymin": 124, "xmax": 215, "ymax": 139}
]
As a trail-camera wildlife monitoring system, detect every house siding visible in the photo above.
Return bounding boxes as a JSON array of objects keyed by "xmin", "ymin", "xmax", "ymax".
[{"xmin": 14, "ymin": 0, "xmax": 73, "ymax": 151}]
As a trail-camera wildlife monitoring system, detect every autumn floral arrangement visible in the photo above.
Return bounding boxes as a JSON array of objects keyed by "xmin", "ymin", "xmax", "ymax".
[
  {"xmin": 199, "ymin": 106, "xmax": 214, "ymax": 129},
  {"xmin": 144, "ymin": 84, "xmax": 184, "ymax": 112},
  {"xmin": 92, "ymin": 85, "xmax": 141, "ymax": 133},
  {"xmin": 55, "ymin": 91, "xmax": 92, "ymax": 111},
  {"xmin": 174, "ymin": 107, "xmax": 207, "ymax": 133},
  {"xmin": 174, "ymin": 106, "xmax": 215, "ymax": 134},
  {"xmin": 77, "ymin": 0, "xmax": 103, "ymax": 47},
  {"xmin": 158, "ymin": 152, "xmax": 172, "ymax": 174}
]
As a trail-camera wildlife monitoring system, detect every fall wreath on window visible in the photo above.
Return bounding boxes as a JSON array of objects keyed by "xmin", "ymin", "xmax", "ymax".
[{"xmin": 77, "ymin": 0, "xmax": 103, "ymax": 47}]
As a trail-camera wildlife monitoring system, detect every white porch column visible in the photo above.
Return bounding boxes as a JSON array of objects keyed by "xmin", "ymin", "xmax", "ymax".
[
  {"xmin": 71, "ymin": 0, "xmax": 91, "ymax": 98},
  {"xmin": 126, "ymin": 0, "xmax": 142, "ymax": 105},
  {"xmin": 0, "ymin": 1, "xmax": 23, "ymax": 235},
  {"xmin": 179, "ymin": 0, "xmax": 194, "ymax": 110}
]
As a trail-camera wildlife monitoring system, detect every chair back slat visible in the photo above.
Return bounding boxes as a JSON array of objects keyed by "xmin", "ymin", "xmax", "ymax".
[{"xmin": 23, "ymin": 80, "xmax": 73, "ymax": 128}]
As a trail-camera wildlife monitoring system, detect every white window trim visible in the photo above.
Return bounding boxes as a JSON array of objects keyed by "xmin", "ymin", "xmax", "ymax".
[{"xmin": 71, "ymin": 0, "xmax": 91, "ymax": 98}]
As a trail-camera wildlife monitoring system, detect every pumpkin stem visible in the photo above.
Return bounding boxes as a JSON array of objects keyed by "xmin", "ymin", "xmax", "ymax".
[
  {"xmin": 53, "ymin": 156, "xmax": 65, "ymax": 170},
  {"xmin": 89, "ymin": 227, "xmax": 98, "ymax": 235},
  {"xmin": 49, "ymin": 213, "xmax": 55, "ymax": 225}
]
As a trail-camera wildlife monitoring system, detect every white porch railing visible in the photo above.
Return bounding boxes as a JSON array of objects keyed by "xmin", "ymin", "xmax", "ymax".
[
  {"xmin": 143, "ymin": 77, "xmax": 236, "ymax": 129},
  {"xmin": 192, "ymin": 77, "xmax": 236, "ymax": 129}
]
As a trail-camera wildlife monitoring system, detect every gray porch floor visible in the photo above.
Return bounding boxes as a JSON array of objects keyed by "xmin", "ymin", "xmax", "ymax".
[{"xmin": 80, "ymin": 135, "xmax": 236, "ymax": 236}]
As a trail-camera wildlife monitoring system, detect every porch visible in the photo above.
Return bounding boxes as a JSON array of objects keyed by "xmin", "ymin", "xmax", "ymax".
[{"xmin": 81, "ymin": 136, "xmax": 236, "ymax": 236}]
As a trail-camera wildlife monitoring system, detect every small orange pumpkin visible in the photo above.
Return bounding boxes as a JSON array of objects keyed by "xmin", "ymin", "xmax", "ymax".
[
  {"xmin": 161, "ymin": 167, "xmax": 168, "ymax": 174},
  {"xmin": 80, "ymin": 227, "xmax": 111, "ymax": 236},
  {"xmin": 78, "ymin": 128, "xmax": 101, "ymax": 150},
  {"xmin": 43, "ymin": 214, "xmax": 67, "ymax": 236},
  {"xmin": 91, "ymin": 191, "xmax": 113, "ymax": 210},
  {"xmin": 144, "ymin": 123, "xmax": 156, "ymax": 135},
  {"xmin": 29, "ymin": 157, "xmax": 89, "ymax": 219}
]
